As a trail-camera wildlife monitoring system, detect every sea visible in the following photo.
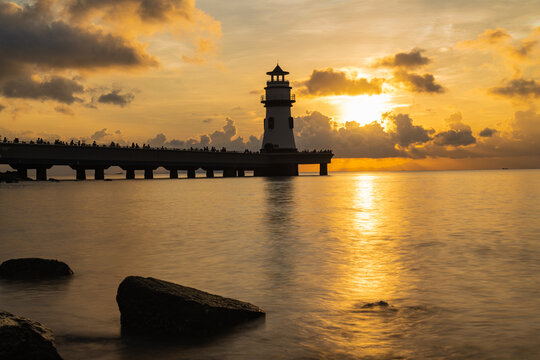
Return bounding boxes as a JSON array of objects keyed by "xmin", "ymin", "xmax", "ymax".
[{"xmin": 1, "ymin": 170, "xmax": 539, "ymax": 360}]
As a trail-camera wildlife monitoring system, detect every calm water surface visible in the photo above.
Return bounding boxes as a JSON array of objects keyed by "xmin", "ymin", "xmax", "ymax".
[{"xmin": 1, "ymin": 170, "xmax": 539, "ymax": 359}]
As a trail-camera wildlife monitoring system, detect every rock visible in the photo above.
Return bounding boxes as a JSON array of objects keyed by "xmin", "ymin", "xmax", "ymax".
[
  {"xmin": 0, "ymin": 171, "xmax": 30, "ymax": 183},
  {"xmin": 362, "ymin": 300, "xmax": 389, "ymax": 308},
  {"xmin": 116, "ymin": 276, "xmax": 265, "ymax": 337},
  {"xmin": 0, "ymin": 258, "xmax": 73, "ymax": 280},
  {"xmin": 0, "ymin": 310, "xmax": 63, "ymax": 360}
]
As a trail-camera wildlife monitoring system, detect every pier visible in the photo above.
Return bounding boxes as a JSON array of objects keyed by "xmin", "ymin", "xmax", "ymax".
[{"xmin": 0, "ymin": 142, "xmax": 333, "ymax": 180}]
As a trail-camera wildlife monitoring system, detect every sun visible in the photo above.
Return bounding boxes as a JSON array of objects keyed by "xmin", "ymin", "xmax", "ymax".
[{"xmin": 334, "ymin": 94, "xmax": 393, "ymax": 126}]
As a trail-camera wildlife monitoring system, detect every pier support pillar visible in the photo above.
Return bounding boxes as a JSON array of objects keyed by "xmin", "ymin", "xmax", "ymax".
[
  {"xmin": 76, "ymin": 168, "xmax": 86, "ymax": 181},
  {"xmin": 237, "ymin": 169, "xmax": 245, "ymax": 177},
  {"xmin": 206, "ymin": 169, "xmax": 214, "ymax": 178},
  {"xmin": 36, "ymin": 167, "xmax": 47, "ymax": 181},
  {"xmin": 144, "ymin": 168, "xmax": 153, "ymax": 179},
  {"xmin": 126, "ymin": 168, "xmax": 135, "ymax": 180},
  {"xmin": 169, "ymin": 169, "xmax": 178, "ymax": 179},
  {"xmin": 187, "ymin": 168, "xmax": 196, "ymax": 179},
  {"xmin": 95, "ymin": 168, "xmax": 105, "ymax": 180},
  {"xmin": 320, "ymin": 163, "xmax": 328, "ymax": 176},
  {"xmin": 16, "ymin": 167, "xmax": 28, "ymax": 178},
  {"xmin": 223, "ymin": 168, "xmax": 236, "ymax": 177}
]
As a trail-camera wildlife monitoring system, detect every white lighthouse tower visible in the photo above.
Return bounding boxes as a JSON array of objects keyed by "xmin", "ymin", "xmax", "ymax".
[{"xmin": 260, "ymin": 64, "xmax": 297, "ymax": 152}]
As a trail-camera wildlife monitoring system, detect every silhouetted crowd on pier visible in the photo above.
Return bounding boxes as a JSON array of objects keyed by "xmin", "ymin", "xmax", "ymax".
[{"xmin": 2, "ymin": 136, "xmax": 333, "ymax": 154}]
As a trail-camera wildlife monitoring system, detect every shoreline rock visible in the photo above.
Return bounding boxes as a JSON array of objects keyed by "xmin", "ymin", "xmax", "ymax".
[
  {"xmin": 116, "ymin": 276, "xmax": 265, "ymax": 338},
  {"xmin": 0, "ymin": 171, "xmax": 31, "ymax": 183},
  {"xmin": 0, "ymin": 258, "xmax": 73, "ymax": 280},
  {"xmin": 0, "ymin": 310, "xmax": 63, "ymax": 360}
]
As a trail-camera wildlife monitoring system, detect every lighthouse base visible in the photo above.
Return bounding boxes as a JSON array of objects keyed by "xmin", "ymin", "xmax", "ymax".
[{"xmin": 254, "ymin": 164, "xmax": 299, "ymax": 177}]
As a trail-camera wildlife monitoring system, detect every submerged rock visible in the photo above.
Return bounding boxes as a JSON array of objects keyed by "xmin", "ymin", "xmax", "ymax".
[
  {"xmin": 0, "ymin": 258, "xmax": 73, "ymax": 280},
  {"xmin": 362, "ymin": 300, "xmax": 390, "ymax": 308},
  {"xmin": 0, "ymin": 310, "xmax": 63, "ymax": 360},
  {"xmin": 116, "ymin": 276, "xmax": 265, "ymax": 337}
]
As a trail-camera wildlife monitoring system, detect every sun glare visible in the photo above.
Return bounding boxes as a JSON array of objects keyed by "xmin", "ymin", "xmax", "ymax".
[{"xmin": 335, "ymin": 94, "xmax": 393, "ymax": 126}]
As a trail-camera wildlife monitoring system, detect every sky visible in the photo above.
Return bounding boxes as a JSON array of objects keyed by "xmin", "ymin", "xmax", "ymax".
[{"xmin": 0, "ymin": 0, "xmax": 539, "ymax": 170}]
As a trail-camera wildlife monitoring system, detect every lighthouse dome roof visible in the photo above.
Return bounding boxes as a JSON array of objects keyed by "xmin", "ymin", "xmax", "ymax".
[{"xmin": 266, "ymin": 64, "xmax": 289, "ymax": 76}]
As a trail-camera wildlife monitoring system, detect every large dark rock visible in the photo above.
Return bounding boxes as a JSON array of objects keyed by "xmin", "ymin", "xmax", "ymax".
[
  {"xmin": 0, "ymin": 311, "xmax": 63, "ymax": 360},
  {"xmin": 0, "ymin": 258, "xmax": 73, "ymax": 280},
  {"xmin": 116, "ymin": 276, "xmax": 265, "ymax": 337}
]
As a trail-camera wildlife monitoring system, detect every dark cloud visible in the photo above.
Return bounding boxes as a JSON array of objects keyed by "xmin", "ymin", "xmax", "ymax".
[
  {"xmin": 67, "ymin": 0, "xmax": 192, "ymax": 22},
  {"xmin": 387, "ymin": 113, "xmax": 433, "ymax": 147},
  {"xmin": 1, "ymin": 76, "xmax": 84, "ymax": 104},
  {"xmin": 393, "ymin": 71, "xmax": 445, "ymax": 93},
  {"xmin": 202, "ymin": 118, "xmax": 213, "ymax": 123},
  {"xmin": 55, "ymin": 105, "xmax": 76, "ymax": 116},
  {"xmin": 0, "ymin": 1, "xmax": 158, "ymax": 75},
  {"xmin": 98, "ymin": 90, "xmax": 135, "ymax": 107},
  {"xmin": 0, "ymin": 0, "xmax": 217, "ymax": 105},
  {"xmin": 0, "ymin": 103, "xmax": 4, "ymax": 112},
  {"xmin": 490, "ymin": 78, "xmax": 540, "ymax": 98},
  {"xmin": 433, "ymin": 129, "xmax": 476, "ymax": 146},
  {"xmin": 91, "ymin": 128, "xmax": 111, "ymax": 140},
  {"xmin": 299, "ymin": 68, "xmax": 384, "ymax": 96},
  {"xmin": 376, "ymin": 48, "xmax": 431, "ymax": 68},
  {"xmin": 431, "ymin": 112, "xmax": 475, "ymax": 146},
  {"xmin": 479, "ymin": 128, "xmax": 496, "ymax": 137}
]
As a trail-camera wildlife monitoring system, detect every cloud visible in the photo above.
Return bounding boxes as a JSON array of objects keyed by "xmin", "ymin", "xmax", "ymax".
[
  {"xmin": 432, "ymin": 113, "xmax": 475, "ymax": 146},
  {"xmin": 55, "ymin": 105, "xmax": 76, "ymax": 116},
  {"xmin": 0, "ymin": 1, "xmax": 158, "ymax": 75},
  {"xmin": 387, "ymin": 113, "xmax": 433, "ymax": 147},
  {"xmin": 67, "ymin": 0, "xmax": 193, "ymax": 23},
  {"xmin": 202, "ymin": 118, "xmax": 213, "ymax": 123},
  {"xmin": 0, "ymin": 76, "xmax": 84, "ymax": 104},
  {"xmin": 65, "ymin": 0, "xmax": 222, "ymax": 64},
  {"xmin": 91, "ymin": 128, "xmax": 111, "ymax": 140},
  {"xmin": 393, "ymin": 71, "xmax": 445, "ymax": 93},
  {"xmin": 433, "ymin": 129, "xmax": 476, "ymax": 146},
  {"xmin": 459, "ymin": 27, "xmax": 539, "ymax": 61},
  {"xmin": 149, "ymin": 118, "xmax": 261, "ymax": 151},
  {"xmin": 479, "ymin": 128, "xmax": 496, "ymax": 137},
  {"xmin": 0, "ymin": 103, "xmax": 4, "ymax": 112},
  {"xmin": 490, "ymin": 78, "xmax": 540, "ymax": 98},
  {"xmin": 376, "ymin": 48, "xmax": 431, "ymax": 68},
  {"xmin": 147, "ymin": 133, "xmax": 167, "ymax": 147},
  {"xmin": 299, "ymin": 68, "xmax": 384, "ymax": 96},
  {"xmin": 0, "ymin": 0, "xmax": 220, "ymax": 105},
  {"xmin": 294, "ymin": 111, "xmax": 399, "ymax": 157},
  {"xmin": 466, "ymin": 28, "xmax": 511, "ymax": 45},
  {"xmin": 97, "ymin": 90, "xmax": 135, "ymax": 107}
]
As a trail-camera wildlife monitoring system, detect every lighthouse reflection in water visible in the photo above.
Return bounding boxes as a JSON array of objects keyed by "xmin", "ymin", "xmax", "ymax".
[{"xmin": 1, "ymin": 170, "xmax": 539, "ymax": 359}]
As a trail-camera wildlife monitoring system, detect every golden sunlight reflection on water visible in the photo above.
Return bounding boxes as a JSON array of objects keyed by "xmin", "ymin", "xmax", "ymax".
[{"xmin": 1, "ymin": 171, "xmax": 540, "ymax": 359}]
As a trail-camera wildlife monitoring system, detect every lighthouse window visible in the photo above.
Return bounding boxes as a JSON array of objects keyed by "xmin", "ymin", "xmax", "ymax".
[
  {"xmin": 268, "ymin": 117, "xmax": 274, "ymax": 129},
  {"xmin": 289, "ymin": 117, "xmax": 294, "ymax": 129}
]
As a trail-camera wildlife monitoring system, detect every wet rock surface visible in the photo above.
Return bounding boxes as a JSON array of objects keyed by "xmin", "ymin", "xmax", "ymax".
[
  {"xmin": 0, "ymin": 258, "xmax": 73, "ymax": 280},
  {"xmin": 0, "ymin": 310, "xmax": 63, "ymax": 360},
  {"xmin": 116, "ymin": 276, "xmax": 265, "ymax": 337}
]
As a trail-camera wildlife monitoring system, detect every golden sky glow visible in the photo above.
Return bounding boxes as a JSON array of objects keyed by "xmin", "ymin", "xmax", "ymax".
[{"xmin": 0, "ymin": 0, "xmax": 539, "ymax": 170}]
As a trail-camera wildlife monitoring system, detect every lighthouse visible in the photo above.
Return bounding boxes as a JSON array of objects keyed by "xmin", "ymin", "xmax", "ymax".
[{"xmin": 260, "ymin": 64, "xmax": 297, "ymax": 152}]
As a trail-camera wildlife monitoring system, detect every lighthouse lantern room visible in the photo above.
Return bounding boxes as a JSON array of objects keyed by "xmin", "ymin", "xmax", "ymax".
[{"xmin": 260, "ymin": 64, "xmax": 297, "ymax": 152}]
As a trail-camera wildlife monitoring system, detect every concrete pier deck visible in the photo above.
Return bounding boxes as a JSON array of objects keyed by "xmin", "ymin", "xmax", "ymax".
[{"xmin": 0, "ymin": 143, "xmax": 333, "ymax": 180}]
